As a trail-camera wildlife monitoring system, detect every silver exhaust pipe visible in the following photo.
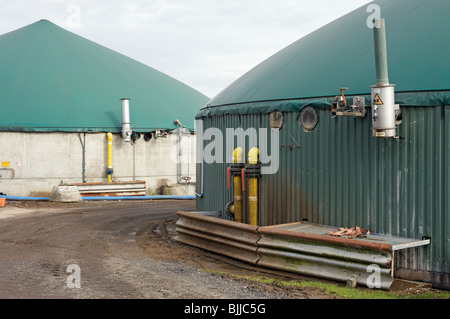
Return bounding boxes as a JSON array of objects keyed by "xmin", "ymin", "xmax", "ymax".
[
  {"xmin": 371, "ymin": 18, "xmax": 400, "ymax": 138},
  {"xmin": 121, "ymin": 98, "xmax": 132, "ymax": 142}
]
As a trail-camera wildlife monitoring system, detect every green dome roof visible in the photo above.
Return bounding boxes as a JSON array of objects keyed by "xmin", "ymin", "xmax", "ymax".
[
  {"xmin": 0, "ymin": 19, "xmax": 209, "ymax": 132},
  {"xmin": 200, "ymin": 0, "xmax": 450, "ymax": 116}
]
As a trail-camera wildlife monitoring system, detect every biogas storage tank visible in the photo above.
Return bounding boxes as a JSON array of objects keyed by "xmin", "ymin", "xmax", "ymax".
[
  {"xmin": 195, "ymin": 0, "xmax": 450, "ymax": 289},
  {"xmin": 0, "ymin": 20, "xmax": 209, "ymax": 199}
]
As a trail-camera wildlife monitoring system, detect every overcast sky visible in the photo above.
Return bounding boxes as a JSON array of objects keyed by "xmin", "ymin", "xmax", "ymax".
[{"xmin": 0, "ymin": 0, "xmax": 372, "ymax": 98}]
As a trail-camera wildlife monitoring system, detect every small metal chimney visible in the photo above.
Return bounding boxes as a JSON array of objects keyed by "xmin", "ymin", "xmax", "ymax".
[
  {"xmin": 371, "ymin": 18, "xmax": 400, "ymax": 138},
  {"xmin": 121, "ymin": 98, "xmax": 132, "ymax": 142}
]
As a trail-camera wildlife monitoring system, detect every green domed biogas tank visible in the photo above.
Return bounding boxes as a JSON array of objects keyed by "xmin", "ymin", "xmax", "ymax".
[{"xmin": 0, "ymin": 20, "xmax": 209, "ymax": 132}]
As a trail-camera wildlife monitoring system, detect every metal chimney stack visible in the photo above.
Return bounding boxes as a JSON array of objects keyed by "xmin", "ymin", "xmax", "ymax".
[
  {"xmin": 121, "ymin": 98, "xmax": 132, "ymax": 142},
  {"xmin": 371, "ymin": 18, "xmax": 399, "ymax": 138}
]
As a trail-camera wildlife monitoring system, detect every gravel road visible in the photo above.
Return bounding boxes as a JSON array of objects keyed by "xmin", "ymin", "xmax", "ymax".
[{"xmin": 0, "ymin": 200, "xmax": 326, "ymax": 300}]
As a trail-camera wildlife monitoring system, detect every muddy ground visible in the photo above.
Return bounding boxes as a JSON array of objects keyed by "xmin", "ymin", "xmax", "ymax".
[{"xmin": 0, "ymin": 199, "xmax": 442, "ymax": 301}]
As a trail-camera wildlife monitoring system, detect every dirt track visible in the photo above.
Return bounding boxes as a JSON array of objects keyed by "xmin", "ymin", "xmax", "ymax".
[
  {"xmin": 1, "ymin": 199, "xmax": 444, "ymax": 302},
  {"xmin": 0, "ymin": 200, "xmax": 333, "ymax": 299}
]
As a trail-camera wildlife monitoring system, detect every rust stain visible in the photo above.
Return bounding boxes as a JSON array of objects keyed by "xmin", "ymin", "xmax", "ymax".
[{"xmin": 258, "ymin": 226, "xmax": 392, "ymax": 252}]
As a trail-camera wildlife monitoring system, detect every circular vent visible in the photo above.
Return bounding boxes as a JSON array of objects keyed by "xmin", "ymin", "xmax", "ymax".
[{"xmin": 299, "ymin": 107, "xmax": 319, "ymax": 132}]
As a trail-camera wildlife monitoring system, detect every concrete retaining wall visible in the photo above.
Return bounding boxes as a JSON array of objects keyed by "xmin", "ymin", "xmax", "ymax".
[{"xmin": 0, "ymin": 131, "xmax": 196, "ymax": 197}]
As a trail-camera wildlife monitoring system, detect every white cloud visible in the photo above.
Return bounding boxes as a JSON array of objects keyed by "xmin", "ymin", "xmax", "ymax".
[{"xmin": 0, "ymin": 0, "xmax": 372, "ymax": 98}]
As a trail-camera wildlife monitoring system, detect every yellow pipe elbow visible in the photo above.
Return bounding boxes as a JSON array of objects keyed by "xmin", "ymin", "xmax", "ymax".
[
  {"xmin": 232, "ymin": 147, "xmax": 243, "ymax": 163},
  {"xmin": 248, "ymin": 147, "xmax": 259, "ymax": 165}
]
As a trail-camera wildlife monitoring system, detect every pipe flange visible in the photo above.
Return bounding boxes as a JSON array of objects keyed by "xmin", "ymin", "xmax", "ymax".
[
  {"xmin": 244, "ymin": 164, "xmax": 261, "ymax": 177},
  {"xmin": 230, "ymin": 163, "xmax": 245, "ymax": 176}
]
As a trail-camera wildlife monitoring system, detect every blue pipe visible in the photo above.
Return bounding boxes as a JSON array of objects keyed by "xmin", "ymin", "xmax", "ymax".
[
  {"xmin": 0, "ymin": 195, "xmax": 50, "ymax": 201},
  {"xmin": 84, "ymin": 195, "xmax": 195, "ymax": 201},
  {"xmin": 0, "ymin": 195, "xmax": 195, "ymax": 201}
]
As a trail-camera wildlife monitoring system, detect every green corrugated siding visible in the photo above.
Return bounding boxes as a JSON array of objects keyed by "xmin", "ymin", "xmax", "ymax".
[{"xmin": 196, "ymin": 105, "xmax": 449, "ymax": 278}]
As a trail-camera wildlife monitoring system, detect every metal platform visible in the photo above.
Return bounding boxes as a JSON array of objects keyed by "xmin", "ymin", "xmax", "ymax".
[
  {"xmin": 175, "ymin": 211, "xmax": 431, "ymax": 290},
  {"xmin": 267, "ymin": 222, "xmax": 431, "ymax": 251}
]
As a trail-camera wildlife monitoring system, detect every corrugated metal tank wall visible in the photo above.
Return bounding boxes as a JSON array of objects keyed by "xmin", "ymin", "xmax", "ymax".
[{"xmin": 196, "ymin": 105, "xmax": 449, "ymax": 282}]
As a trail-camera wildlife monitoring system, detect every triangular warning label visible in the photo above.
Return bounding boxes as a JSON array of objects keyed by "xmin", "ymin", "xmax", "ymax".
[{"xmin": 374, "ymin": 93, "xmax": 383, "ymax": 105}]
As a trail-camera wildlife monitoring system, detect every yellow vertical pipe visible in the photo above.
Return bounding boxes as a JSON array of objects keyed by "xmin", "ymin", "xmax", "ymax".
[
  {"xmin": 232, "ymin": 147, "xmax": 243, "ymax": 223},
  {"xmin": 247, "ymin": 147, "xmax": 259, "ymax": 226},
  {"xmin": 248, "ymin": 177, "xmax": 258, "ymax": 226},
  {"xmin": 233, "ymin": 176, "xmax": 243, "ymax": 223},
  {"xmin": 107, "ymin": 132, "xmax": 113, "ymax": 182}
]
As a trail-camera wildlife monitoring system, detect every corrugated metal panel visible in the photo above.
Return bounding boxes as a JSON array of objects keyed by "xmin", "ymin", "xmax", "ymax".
[
  {"xmin": 176, "ymin": 211, "xmax": 398, "ymax": 290},
  {"xmin": 73, "ymin": 181, "xmax": 146, "ymax": 196},
  {"xmin": 257, "ymin": 226, "xmax": 394, "ymax": 290},
  {"xmin": 175, "ymin": 211, "xmax": 260, "ymax": 265},
  {"xmin": 196, "ymin": 105, "xmax": 449, "ymax": 284}
]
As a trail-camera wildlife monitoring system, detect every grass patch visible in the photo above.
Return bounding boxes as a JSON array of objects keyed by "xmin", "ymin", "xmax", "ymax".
[{"xmin": 204, "ymin": 269, "xmax": 450, "ymax": 299}]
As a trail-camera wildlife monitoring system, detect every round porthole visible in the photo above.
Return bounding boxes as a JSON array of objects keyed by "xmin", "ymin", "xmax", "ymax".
[{"xmin": 299, "ymin": 106, "xmax": 319, "ymax": 132}]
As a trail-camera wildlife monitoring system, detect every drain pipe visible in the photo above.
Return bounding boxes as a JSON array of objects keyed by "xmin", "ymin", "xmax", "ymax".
[
  {"xmin": 106, "ymin": 132, "xmax": 113, "ymax": 182},
  {"xmin": 195, "ymin": 123, "xmax": 204, "ymax": 198},
  {"xmin": 371, "ymin": 18, "xmax": 400, "ymax": 138},
  {"xmin": 77, "ymin": 133, "xmax": 86, "ymax": 183},
  {"xmin": 195, "ymin": 152, "xmax": 204, "ymax": 198},
  {"xmin": 245, "ymin": 147, "xmax": 260, "ymax": 226}
]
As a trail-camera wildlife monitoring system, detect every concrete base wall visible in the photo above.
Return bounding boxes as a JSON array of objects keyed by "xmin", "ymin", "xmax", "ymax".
[{"xmin": 0, "ymin": 131, "xmax": 196, "ymax": 197}]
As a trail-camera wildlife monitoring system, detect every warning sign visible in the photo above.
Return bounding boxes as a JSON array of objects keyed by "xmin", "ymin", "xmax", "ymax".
[{"xmin": 373, "ymin": 93, "xmax": 383, "ymax": 105}]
